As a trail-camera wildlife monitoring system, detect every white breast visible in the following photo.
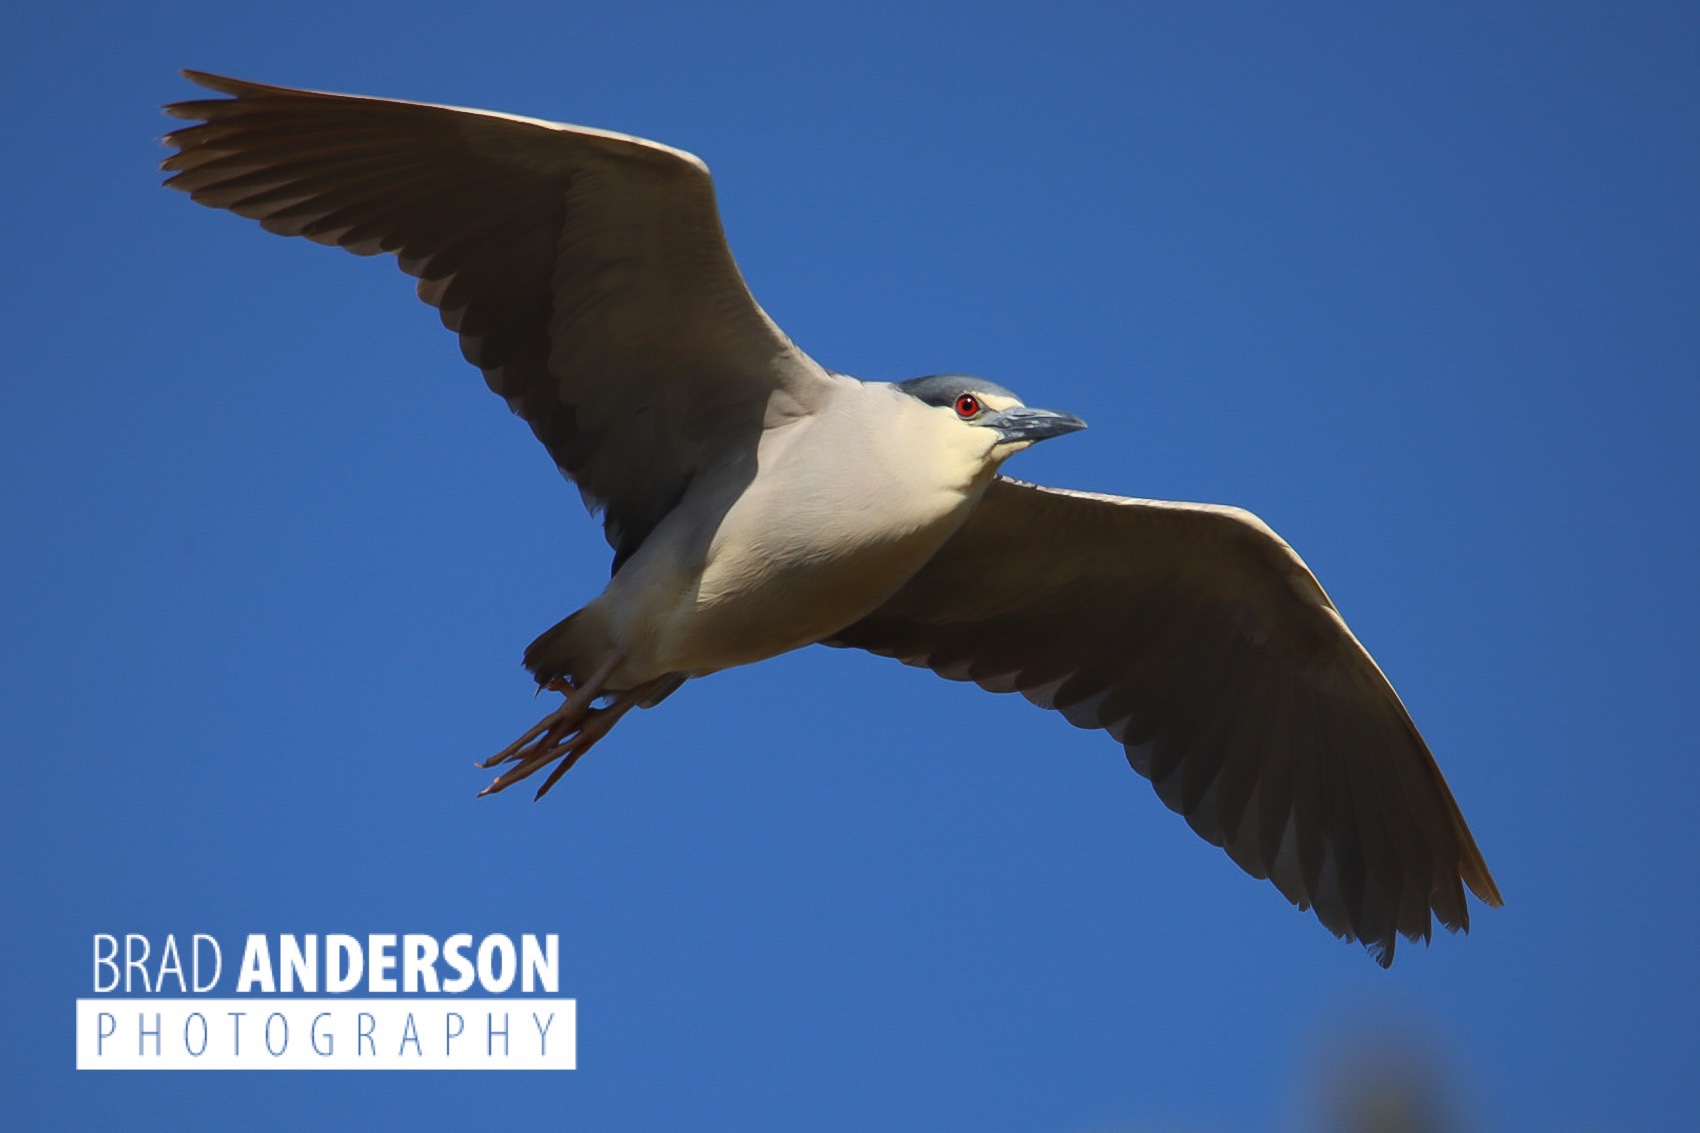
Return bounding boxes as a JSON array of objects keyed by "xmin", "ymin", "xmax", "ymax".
[{"xmin": 602, "ymin": 380, "xmax": 997, "ymax": 681}]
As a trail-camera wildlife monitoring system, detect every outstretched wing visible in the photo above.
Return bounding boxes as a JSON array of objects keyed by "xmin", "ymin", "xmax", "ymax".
[
  {"xmin": 162, "ymin": 71, "xmax": 832, "ymax": 567},
  {"xmin": 828, "ymin": 476, "xmax": 1501, "ymax": 965}
]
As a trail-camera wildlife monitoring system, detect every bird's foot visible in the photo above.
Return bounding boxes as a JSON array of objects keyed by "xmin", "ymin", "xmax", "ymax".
[
  {"xmin": 478, "ymin": 691, "xmax": 639, "ymax": 800},
  {"xmin": 477, "ymin": 654, "xmax": 624, "ymax": 799}
]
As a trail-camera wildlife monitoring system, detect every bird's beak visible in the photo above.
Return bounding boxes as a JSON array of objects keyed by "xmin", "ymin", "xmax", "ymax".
[{"xmin": 987, "ymin": 406, "xmax": 1088, "ymax": 444}]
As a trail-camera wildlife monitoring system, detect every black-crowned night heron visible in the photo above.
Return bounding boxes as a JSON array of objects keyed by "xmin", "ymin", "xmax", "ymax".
[{"xmin": 162, "ymin": 72, "xmax": 1501, "ymax": 965}]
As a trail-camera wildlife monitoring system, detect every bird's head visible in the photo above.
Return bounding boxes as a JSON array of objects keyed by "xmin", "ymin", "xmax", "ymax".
[{"xmin": 896, "ymin": 374, "xmax": 1087, "ymax": 465}]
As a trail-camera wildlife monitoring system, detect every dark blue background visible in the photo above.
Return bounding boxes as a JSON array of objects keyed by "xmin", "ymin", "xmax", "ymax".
[{"xmin": 4, "ymin": 2, "xmax": 1696, "ymax": 1128}]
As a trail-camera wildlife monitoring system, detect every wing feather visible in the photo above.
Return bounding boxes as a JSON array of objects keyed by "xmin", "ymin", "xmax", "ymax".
[
  {"xmin": 162, "ymin": 71, "xmax": 831, "ymax": 567},
  {"xmin": 828, "ymin": 476, "xmax": 1501, "ymax": 965}
]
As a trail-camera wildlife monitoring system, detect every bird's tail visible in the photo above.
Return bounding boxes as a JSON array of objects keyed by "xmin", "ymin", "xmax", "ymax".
[
  {"xmin": 523, "ymin": 612, "xmax": 589, "ymax": 689},
  {"xmin": 523, "ymin": 608, "xmax": 685, "ymax": 707}
]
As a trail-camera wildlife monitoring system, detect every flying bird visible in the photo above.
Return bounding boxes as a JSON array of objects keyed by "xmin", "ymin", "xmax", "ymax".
[{"xmin": 161, "ymin": 72, "xmax": 1501, "ymax": 965}]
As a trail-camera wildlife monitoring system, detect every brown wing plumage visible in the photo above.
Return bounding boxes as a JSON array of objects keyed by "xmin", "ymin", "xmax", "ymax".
[
  {"xmin": 162, "ymin": 71, "xmax": 830, "ymax": 568},
  {"xmin": 828, "ymin": 476, "xmax": 1501, "ymax": 965}
]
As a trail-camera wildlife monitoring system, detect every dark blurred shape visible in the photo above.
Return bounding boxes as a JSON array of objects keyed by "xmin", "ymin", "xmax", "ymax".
[{"xmin": 1313, "ymin": 1024, "xmax": 1464, "ymax": 1133}]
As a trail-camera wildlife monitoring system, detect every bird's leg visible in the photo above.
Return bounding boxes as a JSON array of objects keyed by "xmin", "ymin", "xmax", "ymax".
[
  {"xmin": 525, "ymin": 689, "xmax": 646, "ymax": 800},
  {"xmin": 477, "ymin": 659, "xmax": 688, "ymax": 799},
  {"xmin": 479, "ymin": 654, "xmax": 620, "ymax": 773},
  {"xmin": 477, "ymin": 672, "xmax": 680, "ymax": 800},
  {"xmin": 476, "ymin": 695, "xmax": 628, "ymax": 798}
]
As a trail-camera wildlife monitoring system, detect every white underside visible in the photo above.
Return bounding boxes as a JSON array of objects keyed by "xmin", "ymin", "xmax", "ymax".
[{"xmin": 563, "ymin": 380, "xmax": 1006, "ymax": 689}]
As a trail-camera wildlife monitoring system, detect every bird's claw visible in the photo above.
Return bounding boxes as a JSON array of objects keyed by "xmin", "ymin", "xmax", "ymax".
[{"xmin": 478, "ymin": 687, "xmax": 638, "ymax": 800}]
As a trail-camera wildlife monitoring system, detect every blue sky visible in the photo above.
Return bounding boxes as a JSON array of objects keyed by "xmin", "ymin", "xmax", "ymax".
[{"xmin": 3, "ymin": 1, "xmax": 1697, "ymax": 1128}]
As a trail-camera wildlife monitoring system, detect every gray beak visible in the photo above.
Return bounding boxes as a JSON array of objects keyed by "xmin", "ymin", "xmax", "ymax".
[{"xmin": 988, "ymin": 406, "xmax": 1088, "ymax": 444}]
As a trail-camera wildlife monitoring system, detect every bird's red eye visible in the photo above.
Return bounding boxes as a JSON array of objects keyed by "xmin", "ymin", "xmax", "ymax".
[{"xmin": 954, "ymin": 394, "xmax": 981, "ymax": 418}]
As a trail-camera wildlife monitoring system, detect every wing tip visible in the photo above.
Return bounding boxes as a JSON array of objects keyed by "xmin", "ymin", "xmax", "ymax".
[
  {"xmin": 176, "ymin": 69, "xmax": 258, "ymax": 97},
  {"xmin": 162, "ymin": 70, "xmax": 249, "ymax": 128},
  {"xmin": 1462, "ymin": 857, "xmax": 1505, "ymax": 909}
]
